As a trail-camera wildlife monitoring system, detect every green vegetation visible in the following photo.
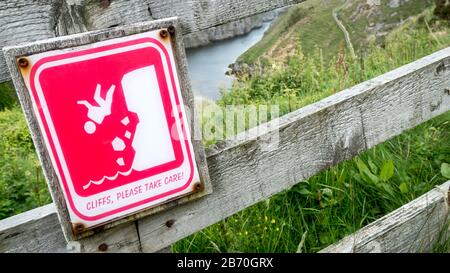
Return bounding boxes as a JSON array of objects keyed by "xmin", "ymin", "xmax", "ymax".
[
  {"xmin": 238, "ymin": 0, "xmax": 346, "ymax": 64},
  {"xmin": 0, "ymin": 107, "xmax": 51, "ymax": 219},
  {"xmin": 173, "ymin": 7, "xmax": 450, "ymax": 252},
  {"xmin": 174, "ymin": 112, "xmax": 449, "ymax": 252},
  {"xmin": 434, "ymin": 0, "xmax": 450, "ymax": 20},
  {"xmin": 0, "ymin": 82, "xmax": 17, "ymax": 111},
  {"xmin": 222, "ymin": 9, "xmax": 450, "ymax": 118},
  {"xmin": 338, "ymin": 0, "xmax": 434, "ymax": 54},
  {"xmin": 238, "ymin": 0, "xmax": 435, "ymax": 66},
  {"xmin": 433, "ymin": 221, "xmax": 450, "ymax": 253},
  {"xmin": 0, "ymin": 0, "xmax": 448, "ymax": 253}
]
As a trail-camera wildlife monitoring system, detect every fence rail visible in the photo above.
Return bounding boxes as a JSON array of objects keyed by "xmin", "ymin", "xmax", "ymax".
[
  {"xmin": 0, "ymin": 0, "xmax": 303, "ymax": 83},
  {"xmin": 1, "ymin": 44, "xmax": 449, "ymax": 252},
  {"xmin": 320, "ymin": 181, "xmax": 450, "ymax": 253}
]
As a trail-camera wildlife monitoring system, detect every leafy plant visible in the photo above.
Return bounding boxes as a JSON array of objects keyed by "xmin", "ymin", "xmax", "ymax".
[
  {"xmin": 174, "ymin": 6, "xmax": 450, "ymax": 253},
  {"xmin": 441, "ymin": 163, "xmax": 450, "ymax": 179},
  {"xmin": 0, "ymin": 82, "xmax": 17, "ymax": 110},
  {"xmin": 0, "ymin": 108, "xmax": 51, "ymax": 219}
]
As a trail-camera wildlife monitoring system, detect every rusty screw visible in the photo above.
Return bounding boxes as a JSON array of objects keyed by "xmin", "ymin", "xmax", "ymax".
[
  {"xmin": 73, "ymin": 223, "xmax": 85, "ymax": 234},
  {"xmin": 98, "ymin": 243, "xmax": 108, "ymax": 252},
  {"xmin": 167, "ymin": 25, "xmax": 176, "ymax": 36},
  {"xmin": 160, "ymin": 29, "xmax": 169, "ymax": 39},
  {"xmin": 193, "ymin": 182, "xmax": 204, "ymax": 192},
  {"xmin": 445, "ymin": 88, "xmax": 450, "ymax": 95},
  {"xmin": 165, "ymin": 219, "xmax": 175, "ymax": 228},
  {"xmin": 17, "ymin": 58, "xmax": 29, "ymax": 68}
]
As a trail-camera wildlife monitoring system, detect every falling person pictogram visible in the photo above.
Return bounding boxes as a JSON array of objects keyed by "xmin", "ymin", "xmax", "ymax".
[{"xmin": 77, "ymin": 66, "xmax": 175, "ymax": 190}]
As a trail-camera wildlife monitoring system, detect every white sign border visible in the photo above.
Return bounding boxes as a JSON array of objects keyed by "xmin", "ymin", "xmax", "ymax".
[{"xmin": 3, "ymin": 17, "xmax": 212, "ymax": 241}]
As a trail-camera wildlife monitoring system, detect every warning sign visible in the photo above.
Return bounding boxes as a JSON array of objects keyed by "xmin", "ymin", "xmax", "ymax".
[{"xmin": 12, "ymin": 26, "xmax": 209, "ymax": 234}]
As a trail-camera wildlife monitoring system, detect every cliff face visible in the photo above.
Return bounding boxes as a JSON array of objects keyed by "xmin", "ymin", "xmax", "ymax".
[
  {"xmin": 0, "ymin": 0, "xmax": 286, "ymax": 83},
  {"xmin": 61, "ymin": 0, "xmax": 279, "ymax": 49},
  {"xmin": 183, "ymin": 10, "xmax": 278, "ymax": 49}
]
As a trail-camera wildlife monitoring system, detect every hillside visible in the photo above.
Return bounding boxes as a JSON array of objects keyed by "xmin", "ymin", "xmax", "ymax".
[
  {"xmin": 338, "ymin": 0, "xmax": 435, "ymax": 53},
  {"xmin": 174, "ymin": 6, "xmax": 450, "ymax": 252},
  {"xmin": 0, "ymin": 0, "xmax": 449, "ymax": 253},
  {"xmin": 237, "ymin": 0, "xmax": 435, "ymax": 66}
]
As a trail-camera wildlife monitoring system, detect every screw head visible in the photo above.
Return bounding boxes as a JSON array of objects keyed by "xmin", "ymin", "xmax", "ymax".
[
  {"xmin": 17, "ymin": 58, "xmax": 29, "ymax": 68},
  {"xmin": 98, "ymin": 243, "xmax": 108, "ymax": 252},
  {"xmin": 100, "ymin": 0, "xmax": 110, "ymax": 8},
  {"xmin": 165, "ymin": 219, "xmax": 175, "ymax": 228},
  {"xmin": 167, "ymin": 25, "xmax": 176, "ymax": 36},
  {"xmin": 160, "ymin": 29, "xmax": 169, "ymax": 39},
  {"xmin": 73, "ymin": 223, "xmax": 85, "ymax": 234},
  {"xmin": 193, "ymin": 182, "xmax": 204, "ymax": 192}
]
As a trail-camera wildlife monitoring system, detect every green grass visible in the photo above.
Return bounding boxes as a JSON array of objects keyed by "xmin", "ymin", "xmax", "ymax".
[
  {"xmin": 0, "ymin": 81, "xmax": 53, "ymax": 219},
  {"xmin": 339, "ymin": 0, "xmax": 435, "ymax": 54},
  {"xmin": 219, "ymin": 9, "xmax": 450, "ymax": 118},
  {"xmin": 238, "ymin": 0, "xmax": 346, "ymax": 64},
  {"xmin": 173, "ymin": 8, "xmax": 450, "ymax": 253},
  {"xmin": 0, "ymin": 1, "xmax": 449, "ymax": 253},
  {"xmin": 238, "ymin": 0, "xmax": 436, "ymax": 66},
  {"xmin": 291, "ymin": 0, "xmax": 346, "ymax": 60},
  {"xmin": 173, "ymin": 111, "xmax": 449, "ymax": 253},
  {"xmin": 0, "ymin": 107, "xmax": 51, "ymax": 219},
  {"xmin": 236, "ymin": 2, "xmax": 313, "ymax": 64},
  {"xmin": 0, "ymin": 82, "xmax": 17, "ymax": 111},
  {"xmin": 432, "ymin": 221, "xmax": 450, "ymax": 253}
]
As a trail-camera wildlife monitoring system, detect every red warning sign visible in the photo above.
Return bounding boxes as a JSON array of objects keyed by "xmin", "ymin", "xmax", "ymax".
[{"xmin": 23, "ymin": 31, "xmax": 201, "ymax": 228}]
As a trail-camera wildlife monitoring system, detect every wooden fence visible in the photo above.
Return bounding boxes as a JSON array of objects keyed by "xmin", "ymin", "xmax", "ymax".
[
  {"xmin": 0, "ymin": 0, "xmax": 450, "ymax": 253},
  {"xmin": 321, "ymin": 181, "xmax": 450, "ymax": 253},
  {"xmin": 0, "ymin": 0, "xmax": 303, "ymax": 83}
]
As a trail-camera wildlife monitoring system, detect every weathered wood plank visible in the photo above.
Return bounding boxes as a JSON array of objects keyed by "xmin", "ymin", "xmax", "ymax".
[
  {"xmin": 3, "ymin": 17, "xmax": 212, "ymax": 243},
  {"xmin": 0, "ymin": 0, "xmax": 303, "ymax": 83},
  {"xmin": 0, "ymin": 0, "xmax": 60, "ymax": 82},
  {"xmin": 0, "ymin": 203, "xmax": 141, "ymax": 253},
  {"xmin": 0, "ymin": 46, "xmax": 449, "ymax": 252},
  {"xmin": 146, "ymin": 0, "xmax": 301, "ymax": 34},
  {"xmin": 320, "ymin": 181, "xmax": 450, "ymax": 253},
  {"xmin": 0, "ymin": 204, "xmax": 65, "ymax": 253},
  {"xmin": 136, "ymin": 46, "xmax": 450, "ymax": 252}
]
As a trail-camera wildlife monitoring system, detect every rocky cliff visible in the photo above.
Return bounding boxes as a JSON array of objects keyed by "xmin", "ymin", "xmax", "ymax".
[{"xmin": 183, "ymin": 10, "xmax": 279, "ymax": 48}]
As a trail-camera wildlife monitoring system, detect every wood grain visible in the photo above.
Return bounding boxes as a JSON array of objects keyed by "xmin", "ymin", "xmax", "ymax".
[
  {"xmin": 0, "ymin": 0, "xmax": 303, "ymax": 83},
  {"xmin": 146, "ymin": 0, "xmax": 301, "ymax": 34},
  {"xmin": 1, "ymin": 41, "xmax": 449, "ymax": 252},
  {"xmin": 3, "ymin": 17, "xmax": 212, "ymax": 242},
  {"xmin": 0, "ymin": 204, "xmax": 66, "ymax": 253},
  {"xmin": 0, "ymin": 203, "xmax": 142, "ymax": 253},
  {"xmin": 136, "ymin": 46, "xmax": 450, "ymax": 252},
  {"xmin": 320, "ymin": 181, "xmax": 450, "ymax": 253},
  {"xmin": 0, "ymin": 0, "xmax": 60, "ymax": 82}
]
